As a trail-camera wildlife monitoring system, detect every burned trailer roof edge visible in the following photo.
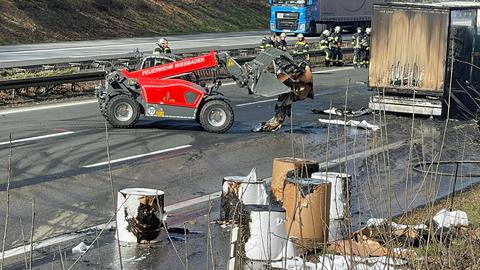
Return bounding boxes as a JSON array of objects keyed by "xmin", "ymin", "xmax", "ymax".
[{"xmin": 375, "ymin": 2, "xmax": 480, "ymax": 11}]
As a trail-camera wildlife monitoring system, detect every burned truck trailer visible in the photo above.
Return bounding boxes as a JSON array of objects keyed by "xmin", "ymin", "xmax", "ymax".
[{"xmin": 368, "ymin": 2, "xmax": 480, "ymax": 119}]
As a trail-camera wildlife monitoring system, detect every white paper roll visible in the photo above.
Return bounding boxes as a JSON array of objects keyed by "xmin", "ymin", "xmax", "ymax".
[
  {"xmin": 243, "ymin": 206, "xmax": 296, "ymax": 261},
  {"xmin": 311, "ymin": 172, "xmax": 351, "ymax": 220},
  {"xmin": 116, "ymin": 188, "xmax": 166, "ymax": 243}
]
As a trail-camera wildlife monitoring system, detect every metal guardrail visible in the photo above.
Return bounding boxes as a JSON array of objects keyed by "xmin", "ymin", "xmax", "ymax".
[{"xmin": 0, "ymin": 71, "xmax": 106, "ymax": 91}]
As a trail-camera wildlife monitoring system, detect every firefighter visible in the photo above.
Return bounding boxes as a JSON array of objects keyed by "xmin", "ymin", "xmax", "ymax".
[
  {"xmin": 361, "ymin": 27, "xmax": 371, "ymax": 68},
  {"xmin": 319, "ymin": 29, "xmax": 332, "ymax": 66},
  {"xmin": 269, "ymin": 34, "xmax": 276, "ymax": 48},
  {"xmin": 351, "ymin": 27, "xmax": 363, "ymax": 68},
  {"xmin": 274, "ymin": 35, "xmax": 283, "ymax": 50},
  {"xmin": 260, "ymin": 37, "xmax": 269, "ymax": 51},
  {"xmin": 293, "ymin": 33, "xmax": 309, "ymax": 61},
  {"xmin": 279, "ymin": 33, "xmax": 288, "ymax": 51},
  {"xmin": 153, "ymin": 38, "xmax": 172, "ymax": 55},
  {"xmin": 329, "ymin": 26, "xmax": 343, "ymax": 66}
]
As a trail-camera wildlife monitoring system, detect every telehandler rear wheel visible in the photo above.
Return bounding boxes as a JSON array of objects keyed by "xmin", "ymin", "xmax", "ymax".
[
  {"xmin": 105, "ymin": 95, "xmax": 140, "ymax": 128},
  {"xmin": 199, "ymin": 99, "xmax": 234, "ymax": 133}
]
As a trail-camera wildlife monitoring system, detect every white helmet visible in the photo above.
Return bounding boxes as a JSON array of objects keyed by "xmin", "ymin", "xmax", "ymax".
[
  {"xmin": 322, "ymin": 29, "xmax": 330, "ymax": 36},
  {"xmin": 158, "ymin": 38, "xmax": 166, "ymax": 44},
  {"xmin": 366, "ymin": 28, "xmax": 371, "ymax": 34},
  {"xmin": 297, "ymin": 33, "xmax": 304, "ymax": 38},
  {"xmin": 280, "ymin": 33, "xmax": 286, "ymax": 37},
  {"xmin": 334, "ymin": 26, "xmax": 341, "ymax": 33}
]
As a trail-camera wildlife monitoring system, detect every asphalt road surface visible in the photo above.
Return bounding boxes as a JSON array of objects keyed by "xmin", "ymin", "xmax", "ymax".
[{"xmin": 1, "ymin": 66, "xmax": 480, "ymax": 269}]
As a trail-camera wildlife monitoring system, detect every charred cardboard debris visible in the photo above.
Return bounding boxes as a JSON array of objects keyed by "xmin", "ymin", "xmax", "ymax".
[{"xmin": 218, "ymin": 158, "xmax": 480, "ymax": 270}]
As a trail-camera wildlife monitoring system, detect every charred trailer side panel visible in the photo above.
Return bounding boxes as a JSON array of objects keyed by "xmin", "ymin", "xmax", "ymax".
[{"xmin": 368, "ymin": 2, "xmax": 480, "ymax": 120}]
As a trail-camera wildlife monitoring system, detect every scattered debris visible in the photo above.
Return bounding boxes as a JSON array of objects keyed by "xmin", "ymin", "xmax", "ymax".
[
  {"xmin": 312, "ymin": 107, "xmax": 372, "ymax": 117},
  {"xmin": 318, "ymin": 119, "xmax": 380, "ymax": 131},
  {"xmin": 71, "ymin": 242, "xmax": 89, "ymax": 254},
  {"xmin": 271, "ymin": 254, "xmax": 406, "ymax": 270},
  {"xmin": 328, "ymin": 239, "xmax": 390, "ymax": 258},
  {"xmin": 433, "ymin": 209, "xmax": 469, "ymax": 229}
]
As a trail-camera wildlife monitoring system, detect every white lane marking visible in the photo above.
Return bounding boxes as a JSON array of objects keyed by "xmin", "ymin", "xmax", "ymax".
[
  {"xmin": 312, "ymin": 67, "xmax": 354, "ymax": 74},
  {"xmin": 236, "ymin": 98, "xmax": 277, "ymax": 107},
  {"xmin": 0, "ymin": 131, "xmax": 75, "ymax": 146},
  {"xmin": 221, "ymin": 82, "xmax": 237, "ymax": 86},
  {"xmin": 0, "ymin": 99, "xmax": 97, "ymax": 115},
  {"xmin": 165, "ymin": 191, "xmax": 221, "ymax": 212},
  {"xmin": 0, "ymin": 190, "xmax": 221, "ymax": 260},
  {"xmin": 83, "ymin": 145, "xmax": 193, "ymax": 168},
  {"xmin": 0, "ymin": 35, "xmax": 263, "ymax": 55},
  {"xmin": 318, "ymin": 140, "xmax": 409, "ymax": 169}
]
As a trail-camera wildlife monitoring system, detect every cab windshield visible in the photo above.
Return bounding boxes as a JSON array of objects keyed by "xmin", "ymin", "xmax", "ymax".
[{"xmin": 272, "ymin": 0, "xmax": 307, "ymax": 6}]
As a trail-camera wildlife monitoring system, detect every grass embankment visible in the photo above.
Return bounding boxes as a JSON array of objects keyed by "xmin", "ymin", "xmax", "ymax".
[
  {"xmin": 0, "ymin": 0, "xmax": 269, "ymax": 45},
  {"xmin": 0, "ymin": 68, "xmax": 78, "ymax": 80},
  {"xmin": 394, "ymin": 185, "xmax": 480, "ymax": 269}
]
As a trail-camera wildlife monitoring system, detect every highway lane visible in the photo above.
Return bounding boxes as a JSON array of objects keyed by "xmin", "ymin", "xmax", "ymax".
[
  {"xmin": 0, "ymin": 67, "xmax": 357, "ymax": 188},
  {"xmin": 0, "ymin": 31, "xmax": 353, "ymax": 68},
  {"xmin": 0, "ymin": 31, "xmax": 270, "ymax": 67},
  {"xmin": 0, "ymin": 67, "xmax": 371, "ymax": 249},
  {"xmin": 2, "ymin": 65, "xmax": 478, "ymax": 267}
]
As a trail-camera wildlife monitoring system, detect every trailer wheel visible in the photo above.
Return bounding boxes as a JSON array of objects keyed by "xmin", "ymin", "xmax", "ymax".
[
  {"xmin": 199, "ymin": 99, "xmax": 234, "ymax": 133},
  {"xmin": 105, "ymin": 95, "xmax": 140, "ymax": 128}
]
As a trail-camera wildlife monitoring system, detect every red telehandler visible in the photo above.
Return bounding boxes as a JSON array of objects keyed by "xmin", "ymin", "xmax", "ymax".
[{"xmin": 96, "ymin": 48, "xmax": 313, "ymax": 133}]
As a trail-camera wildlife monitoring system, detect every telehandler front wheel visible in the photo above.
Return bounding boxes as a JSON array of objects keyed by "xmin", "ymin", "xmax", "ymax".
[
  {"xmin": 199, "ymin": 99, "xmax": 234, "ymax": 133},
  {"xmin": 105, "ymin": 95, "xmax": 140, "ymax": 128}
]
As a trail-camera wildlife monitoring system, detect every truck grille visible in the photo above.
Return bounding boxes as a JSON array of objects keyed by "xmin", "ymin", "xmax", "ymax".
[{"xmin": 276, "ymin": 12, "xmax": 299, "ymax": 31}]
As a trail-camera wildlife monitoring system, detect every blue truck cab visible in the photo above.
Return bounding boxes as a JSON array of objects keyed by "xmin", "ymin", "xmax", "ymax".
[{"xmin": 269, "ymin": 0, "xmax": 320, "ymax": 35}]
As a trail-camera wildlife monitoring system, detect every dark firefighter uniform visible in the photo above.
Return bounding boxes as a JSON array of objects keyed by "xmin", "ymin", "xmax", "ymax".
[
  {"xmin": 153, "ymin": 45, "xmax": 172, "ymax": 55},
  {"xmin": 275, "ymin": 38, "xmax": 287, "ymax": 51},
  {"xmin": 260, "ymin": 37, "xmax": 274, "ymax": 51},
  {"xmin": 329, "ymin": 31, "xmax": 343, "ymax": 66},
  {"xmin": 319, "ymin": 31, "xmax": 332, "ymax": 66},
  {"xmin": 352, "ymin": 29, "xmax": 363, "ymax": 67},
  {"xmin": 293, "ymin": 37, "xmax": 309, "ymax": 60},
  {"xmin": 360, "ymin": 31, "xmax": 371, "ymax": 68}
]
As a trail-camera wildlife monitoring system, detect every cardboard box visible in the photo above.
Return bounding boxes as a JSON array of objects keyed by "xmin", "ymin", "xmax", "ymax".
[
  {"xmin": 271, "ymin": 157, "xmax": 319, "ymax": 203},
  {"xmin": 283, "ymin": 178, "xmax": 331, "ymax": 247}
]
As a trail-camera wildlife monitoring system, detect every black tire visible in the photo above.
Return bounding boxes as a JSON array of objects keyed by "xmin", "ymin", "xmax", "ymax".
[
  {"xmin": 199, "ymin": 99, "xmax": 234, "ymax": 133},
  {"xmin": 308, "ymin": 21, "xmax": 317, "ymax": 37},
  {"xmin": 105, "ymin": 95, "xmax": 140, "ymax": 128},
  {"xmin": 98, "ymin": 98, "xmax": 107, "ymax": 117}
]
